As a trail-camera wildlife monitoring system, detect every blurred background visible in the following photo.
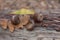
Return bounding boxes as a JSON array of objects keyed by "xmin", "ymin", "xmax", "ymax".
[{"xmin": 0, "ymin": 0, "xmax": 60, "ymax": 14}]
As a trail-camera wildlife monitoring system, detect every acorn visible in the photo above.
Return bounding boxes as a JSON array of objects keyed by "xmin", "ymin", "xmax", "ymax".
[
  {"xmin": 33, "ymin": 13, "xmax": 43, "ymax": 23},
  {"xmin": 11, "ymin": 15, "xmax": 20, "ymax": 25}
]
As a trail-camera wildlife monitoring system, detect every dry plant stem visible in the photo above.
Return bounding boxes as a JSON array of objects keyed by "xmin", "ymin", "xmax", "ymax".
[
  {"xmin": 44, "ymin": 16, "xmax": 60, "ymax": 21},
  {"xmin": 50, "ymin": 18, "xmax": 60, "ymax": 21},
  {"xmin": 42, "ymin": 20, "xmax": 60, "ymax": 27}
]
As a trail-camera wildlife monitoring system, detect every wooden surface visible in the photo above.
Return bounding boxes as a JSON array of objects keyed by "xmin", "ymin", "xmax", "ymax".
[
  {"xmin": 0, "ymin": 0, "xmax": 60, "ymax": 40},
  {"xmin": 0, "ymin": 27, "xmax": 60, "ymax": 40}
]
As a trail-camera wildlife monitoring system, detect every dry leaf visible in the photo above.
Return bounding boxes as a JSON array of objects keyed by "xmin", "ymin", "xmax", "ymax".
[
  {"xmin": 8, "ymin": 20, "xmax": 15, "ymax": 32},
  {"xmin": 0, "ymin": 19, "xmax": 8, "ymax": 29}
]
